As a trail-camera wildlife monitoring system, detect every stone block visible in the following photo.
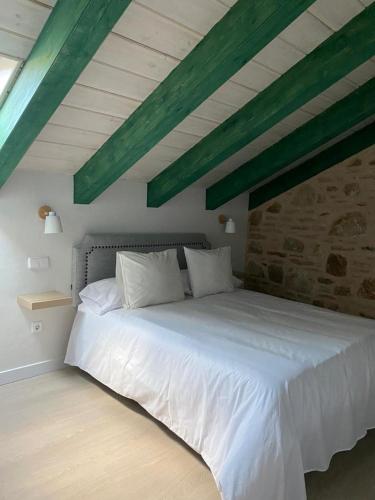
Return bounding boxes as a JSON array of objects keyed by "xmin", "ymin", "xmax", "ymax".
[
  {"xmin": 344, "ymin": 183, "xmax": 360, "ymax": 197},
  {"xmin": 347, "ymin": 158, "xmax": 362, "ymax": 167},
  {"xmin": 283, "ymin": 237, "xmax": 304, "ymax": 253},
  {"xmin": 291, "ymin": 185, "xmax": 316, "ymax": 207},
  {"xmin": 249, "ymin": 211, "xmax": 263, "ymax": 226},
  {"xmin": 358, "ymin": 279, "xmax": 375, "ymax": 300},
  {"xmin": 285, "ymin": 271, "xmax": 314, "ymax": 294},
  {"xmin": 326, "ymin": 253, "xmax": 347, "ymax": 277},
  {"xmin": 329, "ymin": 212, "xmax": 367, "ymax": 237},
  {"xmin": 268, "ymin": 264, "xmax": 284, "ymax": 284},
  {"xmin": 266, "ymin": 202, "xmax": 282, "ymax": 214}
]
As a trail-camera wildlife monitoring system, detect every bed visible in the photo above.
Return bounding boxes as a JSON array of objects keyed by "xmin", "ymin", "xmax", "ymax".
[{"xmin": 65, "ymin": 234, "xmax": 375, "ymax": 500}]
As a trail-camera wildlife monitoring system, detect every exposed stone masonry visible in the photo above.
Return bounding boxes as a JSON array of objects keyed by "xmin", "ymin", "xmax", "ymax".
[{"xmin": 245, "ymin": 145, "xmax": 375, "ymax": 319}]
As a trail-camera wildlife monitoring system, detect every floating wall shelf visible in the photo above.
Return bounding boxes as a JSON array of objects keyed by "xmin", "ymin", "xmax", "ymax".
[{"xmin": 17, "ymin": 291, "xmax": 72, "ymax": 310}]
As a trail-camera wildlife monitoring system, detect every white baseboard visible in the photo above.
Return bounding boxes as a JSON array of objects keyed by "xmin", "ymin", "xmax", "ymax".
[{"xmin": 0, "ymin": 359, "xmax": 66, "ymax": 385}]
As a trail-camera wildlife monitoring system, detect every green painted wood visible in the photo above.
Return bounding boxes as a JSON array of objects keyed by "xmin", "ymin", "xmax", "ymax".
[
  {"xmin": 74, "ymin": 0, "xmax": 316, "ymax": 204},
  {"xmin": 147, "ymin": 5, "xmax": 375, "ymax": 208},
  {"xmin": 206, "ymin": 78, "xmax": 375, "ymax": 209},
  {"xmin": 0, "ymin": 0, "xmax": 132, "ymax": 188},
  {"xmin": 248, "ymin": 121, "xmax": 375, "ymax": 210}
]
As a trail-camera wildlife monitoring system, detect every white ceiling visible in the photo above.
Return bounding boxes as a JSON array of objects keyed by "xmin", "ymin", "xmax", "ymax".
[{"xmin": 0, "ymin": 0, "xmax": 374, "ymax": 191}]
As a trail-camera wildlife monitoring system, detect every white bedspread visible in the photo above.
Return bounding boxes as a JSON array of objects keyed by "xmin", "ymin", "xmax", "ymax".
[{"xmin": 65, "ymin": 290, "xmax": 375, "ymax": 500}]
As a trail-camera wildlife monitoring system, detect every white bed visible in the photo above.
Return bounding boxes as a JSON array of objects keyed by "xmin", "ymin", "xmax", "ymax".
[{"xmin": 65, "ymin": 288, "xmax": 375, "ymax": 500}]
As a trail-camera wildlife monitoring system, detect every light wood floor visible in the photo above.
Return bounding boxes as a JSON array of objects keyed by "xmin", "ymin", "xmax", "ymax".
[{"xmin": 0, "ymin": 368, "xmax": 374, "ymax": 500}]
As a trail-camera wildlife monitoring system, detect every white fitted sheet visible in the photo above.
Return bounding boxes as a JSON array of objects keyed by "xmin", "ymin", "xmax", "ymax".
[{"xmin": 65, "ymin": 289, "xmax": 375, "ymax": 500}]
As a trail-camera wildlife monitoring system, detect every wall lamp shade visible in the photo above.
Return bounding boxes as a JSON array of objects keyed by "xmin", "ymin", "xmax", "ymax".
[
  {"xmin": 225, "ymin": 218, "xmax": 236, "ymax": 234},
  {"xmin": 44, "ymin": 211, "xmax": 63, "ymax": 234}
]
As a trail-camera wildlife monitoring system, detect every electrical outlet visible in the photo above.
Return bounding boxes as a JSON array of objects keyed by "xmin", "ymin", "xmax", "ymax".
[{"xmin": 31, "ymin": 321, "xmax": 43, "ymax": 333}]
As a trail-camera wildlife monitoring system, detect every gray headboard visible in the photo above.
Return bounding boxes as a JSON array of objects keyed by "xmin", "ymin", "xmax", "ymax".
[{"xmin": 72, "ymin": 233, "xmax": 210, "ymax": 305}]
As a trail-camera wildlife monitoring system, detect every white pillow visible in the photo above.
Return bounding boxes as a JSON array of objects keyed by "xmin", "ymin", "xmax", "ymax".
[
  {"xmin": 79, "ymin": 277, "xmax": 122, "ymax": 315},
  {"xmin": 184, "ymin": 246, "xmax": 234, "ymax": 298},
  {"xmin": 180, "ymin": 269, "xmax": 243, "ymax": 295},
  {"xmin": 116, "ymin": 249, "xmax": 185, "ymax": 309}
]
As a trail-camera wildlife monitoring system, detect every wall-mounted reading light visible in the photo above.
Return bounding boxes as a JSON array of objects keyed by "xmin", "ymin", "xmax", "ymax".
[
  {"xmin": 218, "ymin": 214, "xmax": 236, "ymax": 234},
  {"xmin": 225, "ymin": 218, "xmax": 236, "ymax": 234},
  {"xmin": 38, "ymin": 205, "xmax": 63, "ymax": 234}
]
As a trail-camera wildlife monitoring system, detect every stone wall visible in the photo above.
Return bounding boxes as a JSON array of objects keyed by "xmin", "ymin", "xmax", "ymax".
[{"xmin": 245, "ymin": 144, "xmax": 375, "ymax": 319}]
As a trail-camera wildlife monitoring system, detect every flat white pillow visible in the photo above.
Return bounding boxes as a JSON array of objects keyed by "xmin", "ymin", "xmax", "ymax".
[
  {"xmin": 79, "ymin": 277, "xmax": 122, "ymax": 315},
  {"xmin": 180, "ymin": 269, "xmax": 242, "ymax": 295},
  {"xmin": 184, "ymin": 246, "xmax": 234, "ymax": 298},
  {"xmin": 116, "ymin": 249, "xmax": 185, "ymax": 309}
]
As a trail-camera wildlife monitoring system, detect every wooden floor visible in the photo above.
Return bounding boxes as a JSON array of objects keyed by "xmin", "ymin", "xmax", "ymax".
[{"xmin": 0, "ymin": 368, "xmax": 374, "ymax": 500}]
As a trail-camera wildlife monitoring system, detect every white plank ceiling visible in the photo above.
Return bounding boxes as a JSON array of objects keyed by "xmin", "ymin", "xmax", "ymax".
[{"xmin": 0, "ymin": 0, "xmax": 374, "ymax": 192}]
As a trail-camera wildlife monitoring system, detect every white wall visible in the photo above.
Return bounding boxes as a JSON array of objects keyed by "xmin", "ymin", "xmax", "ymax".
[{"xmin": 0, "ymin": 171, "xmax": 248, "ymax": 383}]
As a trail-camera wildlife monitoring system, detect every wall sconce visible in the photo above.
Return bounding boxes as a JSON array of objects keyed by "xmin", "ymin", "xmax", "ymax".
[
  {"xmin": 38, "ymin": 205, "xmax": 63, "ymax": 234},
  {"xmin": 218, "ymin": 214, "xmax": 236, "ymax": 234}
]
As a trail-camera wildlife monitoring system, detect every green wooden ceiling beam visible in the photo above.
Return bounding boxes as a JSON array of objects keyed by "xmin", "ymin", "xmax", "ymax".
[
  {"xmin": 74, "ymin": 0, "xmax": 316, "ymax": 203},
  {"xmin": 248, "ymin": 121, "xmax": 375, "ymax": 210},
  {"xmin": 0, "ymin": 0, "xmax": 132, "ymax": 188},
  {"xmin": 147, "ymin": 5, "xmax": 375, "ymax": 208},
  {"xmin": 206, "ymin": 78, "xmax": 375, "ymax": 209}
]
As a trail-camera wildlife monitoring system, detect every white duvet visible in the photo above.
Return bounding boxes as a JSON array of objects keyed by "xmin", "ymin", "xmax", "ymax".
[{"xmin": 65, "ymin": 289, "xmax": 375, "ymax": 500}]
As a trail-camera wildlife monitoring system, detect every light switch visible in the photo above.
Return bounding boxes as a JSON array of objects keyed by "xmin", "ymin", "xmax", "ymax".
[{"xmin": 27, "ymin": 257, "xmax": 50, "ymax": 270}]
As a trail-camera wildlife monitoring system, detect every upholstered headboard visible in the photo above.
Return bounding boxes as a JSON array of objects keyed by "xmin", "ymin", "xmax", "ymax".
[{"xmin": 72, "ymin": 233, "xmax": 210, "ymax": 305}]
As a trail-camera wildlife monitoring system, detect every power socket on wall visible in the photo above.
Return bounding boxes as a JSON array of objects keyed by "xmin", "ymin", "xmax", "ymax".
[{"xmin": 31, "ymin": 321, "xmax": 43, "ymax": 333}]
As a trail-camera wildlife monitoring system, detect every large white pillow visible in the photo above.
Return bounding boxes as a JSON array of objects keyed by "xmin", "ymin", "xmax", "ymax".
[
  {"xmin": 116, "ymin": 249, "xmax": 185, "ymax": 309},
  {"xmin": 184, "ymin": 246, "xmax": 234, "ymax": 298},
  {"xmin": 79, "ymin": 277, "xmax": 122, "ymax": 315}
]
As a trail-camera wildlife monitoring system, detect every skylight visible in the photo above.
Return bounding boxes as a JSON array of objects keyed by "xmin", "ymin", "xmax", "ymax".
[{"xmin": 0, "ymin": 55, "xmax": 20, "ymax": 107}]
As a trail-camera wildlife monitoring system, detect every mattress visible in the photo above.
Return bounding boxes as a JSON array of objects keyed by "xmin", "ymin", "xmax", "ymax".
[{"xmin": 65, "ymin": 289, "xmax": 375, "ymax": 500}]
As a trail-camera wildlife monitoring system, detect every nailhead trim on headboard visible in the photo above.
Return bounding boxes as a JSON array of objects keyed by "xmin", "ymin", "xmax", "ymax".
[{"xmin": 83, "ymin": 241, "xmax": 204, "ymax": 285}]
